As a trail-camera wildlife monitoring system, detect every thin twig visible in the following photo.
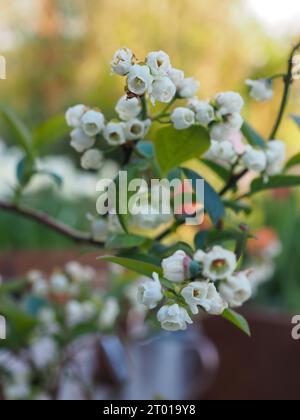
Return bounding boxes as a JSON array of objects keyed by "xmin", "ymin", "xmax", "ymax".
[
  {"xmin": 269, "ymin": 41, "xmax": 300, "ymax": 140},
  {"xmin": 0, "ymin": 200, "xmax": 104, "ymax": 248},
  {"xmin": 219, "ymin": 169, "xmax": 248, "ymax": 197},
  {"xmin": 219, "ymin": 42, "xmax": 300, "ymax": 196}
]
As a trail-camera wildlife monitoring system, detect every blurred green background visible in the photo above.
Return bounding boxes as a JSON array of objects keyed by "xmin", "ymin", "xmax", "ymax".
[{"xmin": 1, "ymin": 0, "xmax": 300, "ymax": 310}]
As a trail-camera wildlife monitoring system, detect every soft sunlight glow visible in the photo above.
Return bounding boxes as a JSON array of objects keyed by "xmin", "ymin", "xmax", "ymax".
[{"xmin": 246, "ymin": 0, "xmax": 300, "ymax": 36}]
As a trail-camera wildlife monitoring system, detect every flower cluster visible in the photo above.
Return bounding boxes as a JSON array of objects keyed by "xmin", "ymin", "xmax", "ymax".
[
  {"xmin": 206, "ymin": 137, "xmax": 286, "ymax": 178},
  {"xmin": 246, "ymin": 79, "xmax": 274, "ymax": 102},
  {"xmin": 169, "ymin": 91, "xmax": 244, "ymax": 135},
  {"xmin": 66, "ymin": 100, "xmax": 151, "ymax": 168},
  {"xmin": 242, "ymin": 140, "xmax": 286, "ymax": 177},
  {"xmin": 27, "ymin": 261, "xmax": 119, "ymax": 331},
  {"xmin": 172, "ymin": 88, "xmax": 285, "ymax": 178},
  {"xmin": 111, "ymin": 48, "xmax": 199, "ymax": 104},
  {"xmin": 137, "ymin": 247, "xmax": 253, "ymax": 332},
  {"xmin": 66, "ymin": 49, "xmax": 286, "ymax": 182},
  {"xmin": 0, "ymin": 262, "xmax": 126, "ymax": 400},
  {"xmin": 66, "ymin": 48, "xmax": 201, "ymax": 170}
]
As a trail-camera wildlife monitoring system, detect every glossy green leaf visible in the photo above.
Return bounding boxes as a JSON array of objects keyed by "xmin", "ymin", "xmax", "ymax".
[
  {"xmin": 201, "ymin": 158, "xmax": 230, "ymax": 182},
  {"xmin": 222, "ymin": 309, "xmax": 251, "ymax": 337},
  {"xmin": 105, "ymin": 234, "xmax": 147, "ymax": 249},
  {"xmin": 205, "ymin": 229, "xmax": 239, "ymax": 246},
  {"xmin": 154, "ymin": 125, "xmax": 210, "ymax": 175},
  {"xmin": 99, "ymin": 256, "xmax": 162, "ymax": 278},
  {"xmin": 161, "ymin": 241, "xmax": 195, "ymax": 258},
  {"xmin": 241, "ymin": 121, "xmax": 266, "ymax": 149},
  {"xmin": 251, "ymin": 175, "xmax": 300, "ymax": 194},
  {"xmin": 285, "ymin": 153, "xmax": 300, "ymax": 171},
  {"xmin": 223, "ymin": 200, "xmax": 252, "ymax": 215},
  {"xmin": 119, "ymin": 252, "xmax": 161, "ymax": 267},
  {"xmin": 0, "ymin": 105, "xmax": 34, "ymax": 158}
]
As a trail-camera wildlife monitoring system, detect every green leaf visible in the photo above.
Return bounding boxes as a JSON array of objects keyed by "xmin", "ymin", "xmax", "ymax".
[
  {"xmin": 182, "ymin": 168, "xmax": 225, "ymax": 225},
  {"xmin": 205, "ymin": 229, "xmax": 239, "ymax": 246},
  {"xmin": 223, "ymin": 200, "xmax": 252, "ymax": 215},
  {"xmin": 105, "ymin": 234, "xmax": 147, "ymax": 249},
  {"xmin": 291, "ymin": 114, "xmax": 300, "ymax": 129},
  {"xmin": 201, "ymin": 158, "xmax": 230, "ymax": 182},
  {"xmin": 0, "ymin": 279, "xmax": 27, "ymax": 296},
  {"xmin": 0, "ymin": 105, "xmax": 34, "ymax": 159},
  {"xmin": 251, "ymin": 175, "xmax": 300, "ymax": 194},
  {"xmin": 285, "ymin": 153, "xmax": 300, "ymax": 171},
  {"xmin": 241, "ymin": 122, "xmax": 266, "ymax": 149},
  {"xmin": 154, "ymin": 125, "xmax": 210, "ymax": 175},
  {"xmin": 119, "ymin": 252, "xmax": 161, "ymax": 267},
  {"xmin": 0, "ymin": 298, "xmax": 38, "ymax": 336},
  {"xmin": 161, "ymin": 241, "xmax": 195, "ymax": 258},
  {"xmin": 235, "ymin": 226, "xmax": 250, "ymax": 261},
  {"xmin": 222, "ymin": 309, "xmax": 251, "ymax": 337},
  {"xmin": 32, "ymin": 113, "xmax": 69, "ymax": 149},
  {"xmin": 99, "ymin": 256, "xmax": 162, "ymax": 278}
]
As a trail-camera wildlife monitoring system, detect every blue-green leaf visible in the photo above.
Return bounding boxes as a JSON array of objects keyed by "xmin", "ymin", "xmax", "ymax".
[
  {"xmin": 182, "ymin": 167, "xmax": 225, "ymax": 225},
  {"xmin": 194, "ymin": 231, "xmax": 209, "ymax": 250},
  {"xmin": 16, "ymin": 156, "xmax": 35, "ymax": 186},
  {"xmin": 136, "ymin": 141, "xmax": 154, "ymax": 159},
  {"xmin": 241, "ymin": 122, "xmax": 266, "ymax": 149}
]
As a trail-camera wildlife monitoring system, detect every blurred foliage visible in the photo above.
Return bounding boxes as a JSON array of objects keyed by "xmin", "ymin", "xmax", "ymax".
[
  {"xmin": 254, "ymin": 192, "xmax": 300, "ymax": 312},
  {"xmin": 0, "ymin": 188, "xmax": 95, "ymax": 250}
]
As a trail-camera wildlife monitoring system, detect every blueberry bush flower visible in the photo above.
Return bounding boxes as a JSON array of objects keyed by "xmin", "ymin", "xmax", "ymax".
[{"xmin": 1, "ymin": 42, "xmax": 300, "ymax": 336}]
